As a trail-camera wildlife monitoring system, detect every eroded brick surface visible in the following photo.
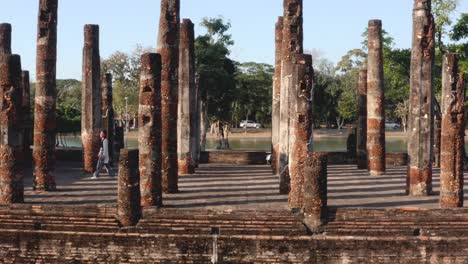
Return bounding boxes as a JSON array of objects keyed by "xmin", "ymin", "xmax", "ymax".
[{"xmin": 117, "ymin": 149, "xmax": 141, "ymax": 226}]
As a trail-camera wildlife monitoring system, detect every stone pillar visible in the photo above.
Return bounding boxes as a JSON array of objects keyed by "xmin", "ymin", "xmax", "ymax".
[
  {"xmin": 346, "ymin": 127, "xmax": 357, "ymax": 157},
  {"xmin": 366, "ymin": 20, "xmax": 385, "ymax": 176},
  {"xmin": 0, "ymin": 54, "xmax": 24, "ymax": 203},
  {"xmin": 440, "ymin": 54, "xmax": 465, "ymax": 208},
  {"xmin": 288, "ymin": 54, "xmax": 313, "ymax": 209},
  {"xmin": 33, "ymin": 0, "xmax": 58, "ymax": 191},
  {"xmin": 0, "ymin": 23, "xmax": 11, "ymax": 54},
  {"xmin": 279, "ymin": 0, "xmax": 303, "ymax": 194},
  {"xmin": 272, "ymin": 16, "xmax": 283, "ymax": 176},
  {"xmin": 178, "ymin": 19, "xmax": 196, "ymax": 175},
  {"xmin": 407, "ymin": 0, "xmax": 435, "ymax": 196},
  {"xmin": 357, "ymin": 69, "xmax": 368, "ymax": 169},
  {"xmin": 433, "ymin": 112, "xmax": 441, "ymax": 167},
  {"xmin": 117, "ymin": 149, "xmax": 141, "ymax": 227},
  {"xmin": 101, "ymin": 73, "xmax": 114, "ymax": 161},
  {"xmin": 302, "ymin": 152, "xmax": 327, "ymax": 231},
  {"xmin": 139, "ymin": 53, "xmax": 163, "ymax": 207},
  {"xmin": 21, "ymin": 71, "xmax": 32, "ymax": 155},
  {"xmin": 193, "ymin": 74, "xmax": 201, "ymax": 167},
  {"xmin": 81, "ymin": 25, "xmax": 102, "ymax": 173},
  {"xmin": 114, "ymin": 126, "xmax": 124, "ymax": 156},
  {"xmin": 157, "ymin": 0, "xmax": 180, "ymax": 193}
]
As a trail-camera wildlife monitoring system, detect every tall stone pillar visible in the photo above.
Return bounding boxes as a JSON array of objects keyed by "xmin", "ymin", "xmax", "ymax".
[
  {"xmin": 0, "ymin": 23, "xmax": 11, "ymax": 54},
  {"xmin": 302, "ymin": 152, "xmax": 328, "ymax": 231},
  {"xmin": 101, "ymin": 73, "xmax": 114, "ymax": 161},
  {"xmin": 279, "ymin": 0, "xmax": 303, "ymax": 194},
  {"xmin": 272, "ymin": 16, "xmax": 283, "ymax": 176},
  {"xmin": 407, "ymin": 0, "xmax": 435, "ymax": 196},
  {"xmin": 440, "ymin": 54, "xmax": 465, "ymax": 208},
  {"xmin": 33, "ymin": 0, "xmax": 58, "ymax": 191},
  {"xmin": 178, "ymin": 19, "xmax": 196, "ymax": 175},
  {"xmin": 21, "ymin": 71, "xmax": 32, "ymax": 155},
  {"xmin": 357, "ymin": 69, "xmax": 368, "ymax": 169},
  {"xmin": 157, "ymin": 0, "xmax": 180, "ymax": 193},
  {"xmin": 367, "ymin": 20, "xmax": 385, "ymax": 176},
  {"xmin": 288, "ymin": 54, "xmax": 313, "ymax": 209},
  {"xmin": 117, "ymin": 149, "xmax": 141, "ymax": 227},
  {"xmin": 139, "ymin": 53, "xmax": 163, "ymax": 207},
  {"xmin": 193, "ymin": 74, "xmax": 201, "ymax": 167},
  {"xmin": 81, "ymin": 25, "xmax": 102, "ymax": 173},
  {"xmin": 0, "ymin": 54, "xmax": 24, "ymax": 203}
]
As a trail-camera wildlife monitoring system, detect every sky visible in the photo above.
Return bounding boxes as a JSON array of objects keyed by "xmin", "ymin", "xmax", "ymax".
[{"xmin": 1, "ymin": 0, "xmax": 467, "ymax": 81}]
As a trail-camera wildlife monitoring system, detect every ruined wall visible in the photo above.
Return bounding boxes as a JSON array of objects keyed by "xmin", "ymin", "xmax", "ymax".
[
  {"xmin": 33, "ymin": 0, "xmax": 58, "ymax": 191},
  {"xmin": 177, "ymin": 19, "xmax": 196, "ymax": 175},
  {"xmin": 81, "ymin": 24, "xmax": 102, "ymax": 173},
  {"xmin": 407, "ymin": 0, "xmax": 435, "ymax": 196}
]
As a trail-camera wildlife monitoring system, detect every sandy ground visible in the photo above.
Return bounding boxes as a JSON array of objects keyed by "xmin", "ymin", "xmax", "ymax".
[{"xmin": 23, "ymin": 162, "xmax": 467, "ymax": 209}]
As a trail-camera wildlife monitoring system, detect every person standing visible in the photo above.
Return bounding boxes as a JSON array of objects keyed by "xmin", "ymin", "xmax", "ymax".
[{"xmin": 92, "ymin": 130, "xmax": 114, "ymax": 179}]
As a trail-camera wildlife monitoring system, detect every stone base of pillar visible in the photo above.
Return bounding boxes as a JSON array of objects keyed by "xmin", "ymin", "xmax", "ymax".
[
  {"xmin": 82, "ymin": 132, "xmax": 99, "ymax": 173},
  {"xmin": 33, "ymin": 150, "xmax": 57, "ymax": 191},
  {"xmin": 279, "ymin": 165, "xmax": 290, "ymax": 195},
  {"xmin": 406, "ymin": 167, "xmax": 432, "ymax": 196},
  {"xmin": 178, "ymin": 155, "xmax": 195, "ymax": 175},
  {"xmin": 272, "ymin": 143, "xmax": 280, "ymax": 175},
  {"xmin": 117, "ymin": 149, "xmax": 141, "ymax": 227},
  {"xmin": 0, "ymin": 146, "xmax": 23, "ymax": 203}
]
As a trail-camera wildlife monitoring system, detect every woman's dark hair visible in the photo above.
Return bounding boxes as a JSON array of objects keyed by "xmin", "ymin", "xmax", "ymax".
[{"xmin": 101, "ymin": 130, "xmax": 107, "ymax": 137}]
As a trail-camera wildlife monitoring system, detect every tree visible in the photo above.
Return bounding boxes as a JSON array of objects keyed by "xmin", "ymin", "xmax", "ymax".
[{"xmin": 433, "ymin": 0, "xmax": 460, "ymax": 52}]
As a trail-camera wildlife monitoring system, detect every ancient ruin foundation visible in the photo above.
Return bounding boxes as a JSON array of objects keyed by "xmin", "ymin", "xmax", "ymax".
[
  {"xmin": 138, "ymin": 53, "xmax": 163, "ymax": 207},
  {"xmin": 178, "ymin": 19, "xmax": 196, "ymax": 175},
  {"xmin": 157, "ymin": 0, "xmax": 180, "ymax": 193},
  {"xmin": 302, "ymin": 152, "xmax": 327, "ymax": 231},
  {"xmin": 0, "ymin": 23, "xmax": 11, "ymax": 54},
  {"xmin": 407, "ymin": 0, "xmax": 435, "ymax": 196},
  {"xmin": 272, "ymin": 16, "xmax": 283, "ymax": 176},
  {"xmin": 33, "ymin": 0, "xmax": 58, "ymax": 191},
  {"xmin": 117, "ymin": 149, "xmax": 141, "ymax": 226},
  {"xmin": 288, "ymin": 54, "xmax": 313, "ymax": 209},
  {"xmin": 0, "ymin": 54, "xmax": 24, "ymax": 203},
  {"xmin": 440, "ymin": 54, "xmax": 465, "ymax": 208},
  {"xmin": 279, "ymin": 0, "xmax": 303, "ymax": 194},
  {"xmin": 101, "ymin": 73, "xmax": 114, "ymax": 160},
  {"xmin": 81, "ymin": 24, "xmax": 102, "ymax": 173},
  {"xmin": 366, "ymin": 20, "xmax": 385, "ymax": 176},
  {"xmin": 357, "ymin": 69, "xmax": 368, "ymax": 169}
]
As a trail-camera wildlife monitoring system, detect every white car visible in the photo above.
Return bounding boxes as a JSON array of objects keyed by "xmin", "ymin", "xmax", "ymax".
[
  {"xmin": 240, "ymin": 120, "xmax": 261, "ymax": 129},
  {"xmin": 385, "ymin": 121, "xmax": 401, "ymax": 129}
]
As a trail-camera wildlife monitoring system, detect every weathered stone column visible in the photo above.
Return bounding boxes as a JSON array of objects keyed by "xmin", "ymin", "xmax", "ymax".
[
  {"xmin": 407, "ymin": 0, "xmax": 435, "ymax": 196},
  {"xmin": 101, "ymin": 73, "xmax": 114, "ymax": 161},
  {"xmin": 178, "ymin": 19, "xmax": 196, "ymax": 175},
  {"xmin": 0, "ymin": 23, "xmax": 11, "ymax": 54},
  {"xmin": 440, "ymin": 54, "xmax": 465, "ymax": 208},
  {"xmin": 302, "ymin": 152, "xmax": 327, "ymax": 231},
  {"xmin": 272, "ymin": 16, "xmax": 283, "ymax": 176},
  {"xmin": 139, "ymin": 53, "xmax": 163, "ymax": 207},
  {"xmin": 157, "ymin": 0, "xmax": 180, "ymax": 193},
  {"xmin": 193, "ymin": 74, "xmax": 201, "ymax": 167},
  {"xmin": 81, "ymin": 25, "xmax": 102, "ymax": 173},
  {"xmin": 288, "ymin": 54, "xmax": 313, "ymax": 209},
  {"xmin": 117, "ymin": 149, "xmax": 141, "ymax": 227},
  {"xmin": 33, "ymin": 0, "xmax": 58, "ymax": 191},
  {"xmin": 21, "ymin": 71, "xmax": 32, "ymax": 155},
  {"xmin": 279, "ymin": 0, "xmax": 303, "ymax": 194},
  {"xmin": 367, "ymin": 20, "xmax": 385, "ymax": 176},
  {"xmin": 357, "ymin": 69, "xmax": 368, "ymax": 169},
  {"xmin": 0, "ymin": 54, "xmax": 24, "ymax": 203}
]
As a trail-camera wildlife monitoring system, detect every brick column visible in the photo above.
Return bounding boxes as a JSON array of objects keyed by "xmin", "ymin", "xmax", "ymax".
[
  {"xmin": 302, "ymin": 152, "xmax": 327, "ymax": 231},
  {"xmin": 21, "ymin": 71, "xmax": 32, "ymax": 155},
  {"xmin": 272, "ymin": 16, "xmax": 283, "ymax": 176},
  {"xmin": 279, "ymin": 0, "xmax": 303, "ymax": 194},
  {"xmin": 101, "ymin": 73, "xmax": 114, "ymax": 161},
  {"xmin": 178, "ymin": 19, "xmax": 196, "ymax": 175},
  {"xmin": 440, "ymin": 53, "xmax": 465, "ymax": 208},
  {"xmin": 407, "ymin": 0, "xmax": 435, "ymax": 196},
  {"xmin": 117, "ymin": 149, "xmax": 141, "ymax": 226},
  {"xmin": 288, "ymin": 54, "xmax": 313, "ymax": 209},
  {"xmin": 0, "ymin": 23, "xmax": 11, "ymax": 54},
  {"xmin": 157, "ymin": 0, "xmax": 180, "ymax": 193},
  {"xmin": 367, "ymin": 20, "xmax": 385, "ymax": 176},
  {"xmin": 139, "ymin": 53, "xmax": 163, "ymax": 207},
  {"xmin": 81, "ymin": 25, "xmax": 102, "ymax": 173},
  {"xmin": 357, "ymin": 69, "xmax": 368, "ymax": 169},
  {"xmin": 33, "ymin": 0, "xmax": 58, "ymax": 191},
  {"xmin": 0, "ymin": 54, "xmax": 24, "ymax": 203}
]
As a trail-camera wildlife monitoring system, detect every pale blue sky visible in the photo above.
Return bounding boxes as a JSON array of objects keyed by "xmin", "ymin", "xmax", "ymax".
[{"xmin": 1, "ymin": 0, "xmax": 466, "ymax": 80}]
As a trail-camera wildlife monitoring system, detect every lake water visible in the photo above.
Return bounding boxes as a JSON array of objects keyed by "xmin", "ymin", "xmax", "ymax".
[{"xmin": 60, "ymin": 135, "xmax": 414, "ymax": 152}]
